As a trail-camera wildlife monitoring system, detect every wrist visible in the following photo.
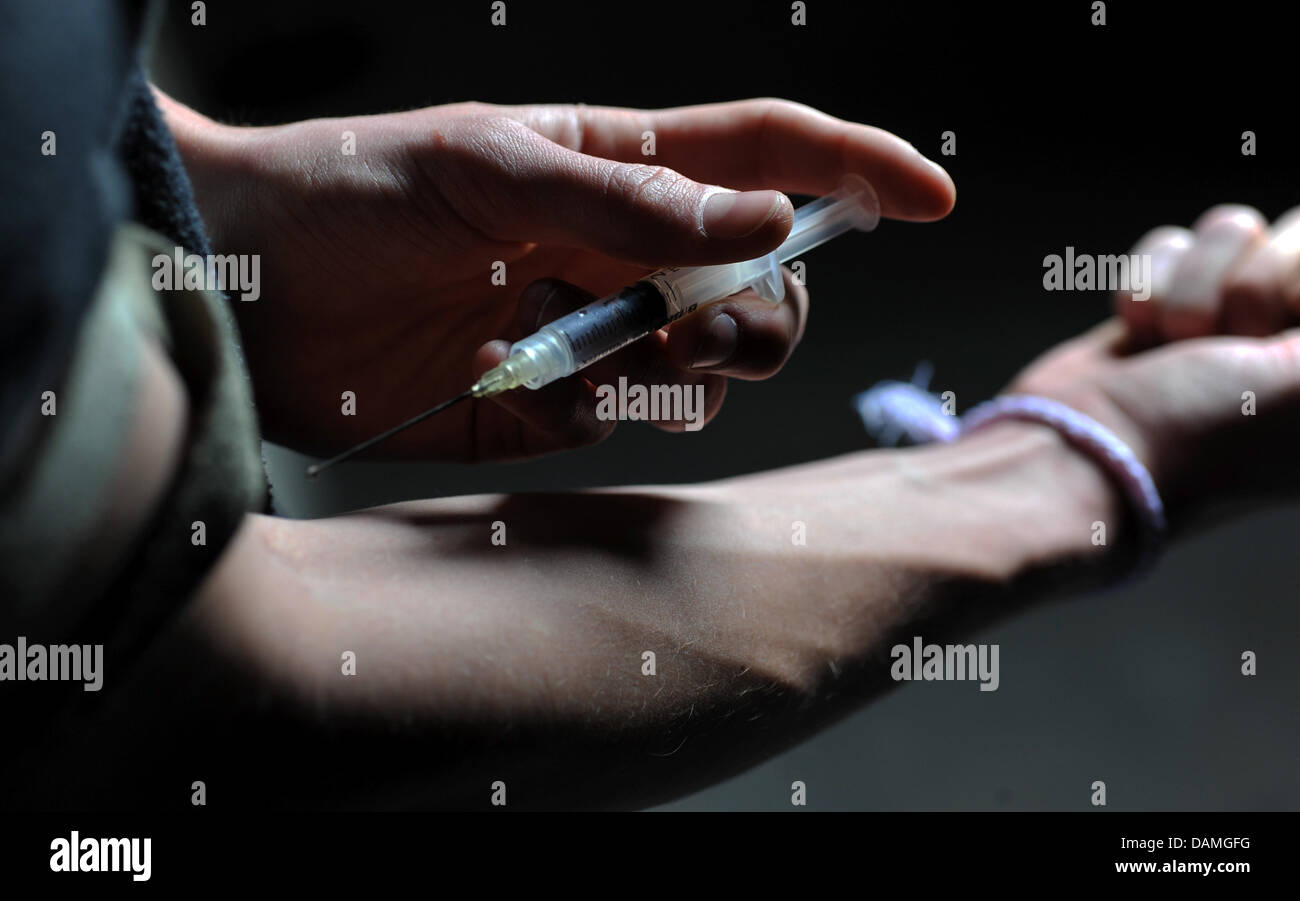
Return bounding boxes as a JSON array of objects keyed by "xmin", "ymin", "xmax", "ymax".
[
  {"xmin": 152, "ymin": 87, "xmax": 263, "ymax": 251},
  {"xmin": 701, "ymin": 421, "xmax": 1133, "ymax": 691},
  {"xmin": 918, "ymin": 419, "xmax": 1130, "ymax": 579}
]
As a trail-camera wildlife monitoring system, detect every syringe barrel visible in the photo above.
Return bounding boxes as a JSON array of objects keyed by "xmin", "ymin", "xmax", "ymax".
[
  {"xmin": 776, "ymin": 175, "xmax": 880, "ymax": 265},
  {"xmin": 508, "ymin": 281, "xmax": 671, "ymax": 389},
  {"xmin": 506, "ymin": 176, "xmax": 879, "ymax": 390}
]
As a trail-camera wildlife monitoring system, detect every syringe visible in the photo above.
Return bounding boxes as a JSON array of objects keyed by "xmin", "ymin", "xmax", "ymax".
[
  {"xmin": 472, "ymin": 174, "xmax": 880, "ymax": 396},
  {"xmin": 306, "ymin": 175, "xmax": 880, "ymax": 477}
]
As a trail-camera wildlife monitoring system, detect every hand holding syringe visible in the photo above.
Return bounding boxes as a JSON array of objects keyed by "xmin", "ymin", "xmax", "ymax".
[{"xmin": 307, "ymin": 176, "xmax": 880, "ymax": 476}]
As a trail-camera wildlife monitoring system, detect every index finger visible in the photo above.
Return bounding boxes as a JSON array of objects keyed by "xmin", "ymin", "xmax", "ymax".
[{"xmin": 488, "ymin": 98, "xmax": 956, "ymax": 222}]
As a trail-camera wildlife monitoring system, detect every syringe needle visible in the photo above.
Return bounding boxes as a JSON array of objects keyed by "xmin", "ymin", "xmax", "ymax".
[
  {"xmin": 305, "ymin": 388, "xmax": 474, "ymax": 478},
  {"xmin": 308, "ymin": 181, "xmax": 879, "ymax": 478}
]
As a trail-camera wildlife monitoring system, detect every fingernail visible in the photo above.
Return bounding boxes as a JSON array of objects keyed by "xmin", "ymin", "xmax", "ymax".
[
  {"xmin": 691, "ymin": 312, "xmax": 739, "ymax": 369},
  {"xmin": 702, "ymin": 190, "xmax": 783, "ymax": 239}
]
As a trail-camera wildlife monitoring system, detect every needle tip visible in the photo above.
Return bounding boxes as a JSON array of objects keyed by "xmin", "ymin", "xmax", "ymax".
[{"xmin": 301, "ymin": 387, "xmax": 475, "ymax": 479}]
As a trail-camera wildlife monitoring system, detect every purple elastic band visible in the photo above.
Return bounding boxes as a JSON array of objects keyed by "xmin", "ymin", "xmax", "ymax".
[{"xmin": 854, "ymin": 377, "xmax": 1166, "ymax": 562}]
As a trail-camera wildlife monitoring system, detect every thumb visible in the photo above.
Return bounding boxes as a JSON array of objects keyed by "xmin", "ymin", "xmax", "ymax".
[{"xmin": 465, "ymin": 117, "xmax": 794, "ymax": 266}]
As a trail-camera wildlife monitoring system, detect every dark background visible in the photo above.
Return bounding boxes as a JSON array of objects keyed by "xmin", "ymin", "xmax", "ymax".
[{"xmin": 150, "ymin": 0, "xmax": 1299, "ymax": 809}]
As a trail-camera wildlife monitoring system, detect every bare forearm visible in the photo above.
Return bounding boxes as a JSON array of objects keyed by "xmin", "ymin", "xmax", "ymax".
[
  {"xmin": 34, "ymin": 421, "xmax": 1123, "ymax": 809},
  {"xmin": 152, "ymin": 87, "xmax": 255, "ymax": 252}
]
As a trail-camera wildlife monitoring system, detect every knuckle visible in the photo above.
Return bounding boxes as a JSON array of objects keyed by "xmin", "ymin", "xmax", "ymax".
[
  {"xmin": 445, "ymin": 100, "xmax": 497, "ymax": 118},
  {"xmin": 1263, "ymin": 333, "xmax": 1300, "ymax": 383},
  {"xmin": 749, "ymin": 96, "xmax": 811, "ymax": 120},
  {"xmin": 540, "ymin": 104, "xmax": 587, "ymax": 150},
  {"xmin": 436, "ymin": 115, "xmax": 540, "ymax": 226},
  {"xmin": 1194, "ymin": 204, "xmax": 1266, "ymax": 235},
  {"xmin": 434, "ymin": 114, "xmax": 528, "ymax": 171},
  {"xmin": 606, "ymin": 163, "xmax": 688, "ymax": 208},
  {"xmin": 474, "ymin": 114, "xmax": 532, "ymax": 146},
  {"xmin": 1134, "ymin": 224, "xmax": 1191, "ymax": 254}
]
